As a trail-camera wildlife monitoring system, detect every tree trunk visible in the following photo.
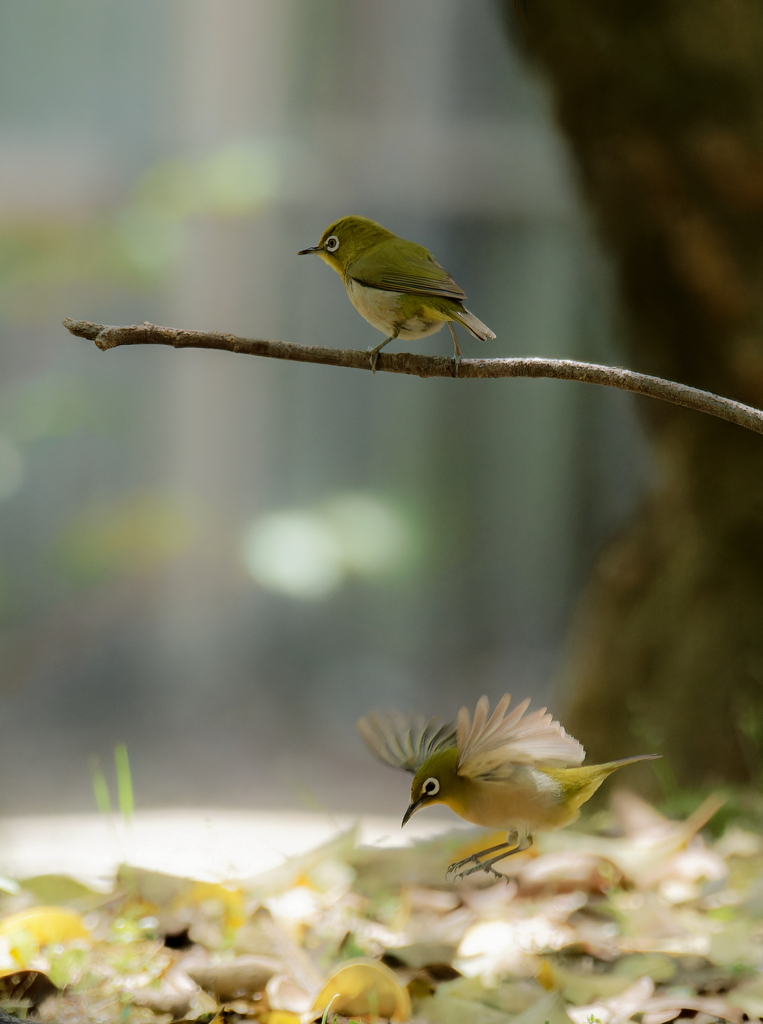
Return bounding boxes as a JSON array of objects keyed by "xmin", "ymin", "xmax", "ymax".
[{"xmin": 504, "ymin": 0, "xmax": 763, "ymax": 785}]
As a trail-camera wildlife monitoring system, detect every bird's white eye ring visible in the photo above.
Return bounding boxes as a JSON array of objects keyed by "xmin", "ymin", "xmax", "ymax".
[
  {"xmin": 324, "ymin": 235, "xmax": 339, "ymax": 252},
  {"xmin": 423, "ymin": 777, "xmax": 440, "ymax": 796}
]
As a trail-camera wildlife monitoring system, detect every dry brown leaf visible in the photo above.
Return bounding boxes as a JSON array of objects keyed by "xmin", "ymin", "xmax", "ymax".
[{"xmin": 188, "ymin": 956, "xmax": 282, "ymax": 1001}]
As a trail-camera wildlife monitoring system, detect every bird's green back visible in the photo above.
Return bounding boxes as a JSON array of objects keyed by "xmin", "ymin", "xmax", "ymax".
[{"xmin": 347, "ymin": 240, "xmax": 467, "ymax": 301}]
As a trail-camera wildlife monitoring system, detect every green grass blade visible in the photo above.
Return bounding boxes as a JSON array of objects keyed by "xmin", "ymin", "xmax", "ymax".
[
  {"xmin": 90, "ymin": 758, "xmax": 112, "ymax": 814},
  {"xmin": 114, "ymin": 743, "xmax": 134, "ymax": 821}
]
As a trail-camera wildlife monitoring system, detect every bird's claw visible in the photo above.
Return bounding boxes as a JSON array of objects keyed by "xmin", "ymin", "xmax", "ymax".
[
  {"xmin": 446, "ymin": 852, "xmax": 482, "ymax": 876},
  {"xmin": 446, "ymin": 852, "xmax": 504, "ymax": 881},
  {"xmin": 447, "ymin": 858, "xmax": 508, "ymax": 882},
  {"xmin": 367, "ymin": 348, "xmax": 379, "ymax": 374}
]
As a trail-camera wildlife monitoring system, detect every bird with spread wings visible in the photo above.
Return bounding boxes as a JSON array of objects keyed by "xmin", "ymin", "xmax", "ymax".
[{"xmin": 359, "ymin": 694, "xmax": 658, "ymax": 879}]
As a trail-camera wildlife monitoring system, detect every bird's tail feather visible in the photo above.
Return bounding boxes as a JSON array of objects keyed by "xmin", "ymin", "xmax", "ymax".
[
  {"xmin": 600, "ymin": 754, "xmax": 662, "ymax": 772},
  {"xmin": 455, "ymin": 308, "xmax": 496, "ymax": 341},
  {"xmin": 543, "ymin": 754, "xmax": 661, "ymax": 813},
  {"xmin": 580, "ymin": 754, "xmax": 662, "ymax": 793}
]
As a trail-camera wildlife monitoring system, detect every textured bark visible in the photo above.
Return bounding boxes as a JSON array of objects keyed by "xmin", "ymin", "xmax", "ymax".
[
  {"xmin": 63, "ymin": 319, "xmax": 763, "ymax": 431},
  {"xmin": 505, "ymin": 0, "xmax": 763, "ymax": 784}
]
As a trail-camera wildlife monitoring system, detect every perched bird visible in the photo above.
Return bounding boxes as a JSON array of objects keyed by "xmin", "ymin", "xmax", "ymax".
[
  {"xmin": 298, "ymin": 215, "xmax": 496, "ymax": 373},
  {"xmin": 358, "ymin": 694, "xmax": 659, "ymax": 879}
]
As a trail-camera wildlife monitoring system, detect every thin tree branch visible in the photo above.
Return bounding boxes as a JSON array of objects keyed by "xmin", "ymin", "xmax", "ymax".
[{"xmin": 63, "ymin": 318, "xmax": 763, "ymax": 436}]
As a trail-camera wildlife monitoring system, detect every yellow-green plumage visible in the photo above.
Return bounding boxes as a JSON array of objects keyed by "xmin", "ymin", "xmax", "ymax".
[
  {"xmin": 410, "ymin": 751, "xmax": 657, "ymax": 833},
  {"xmin": 298, "ymin": 216, "xmax": 496, "ymax": 369},
  {"xmin": 358, "ymin": 694, "xmax": 659, "ymax": 880}
]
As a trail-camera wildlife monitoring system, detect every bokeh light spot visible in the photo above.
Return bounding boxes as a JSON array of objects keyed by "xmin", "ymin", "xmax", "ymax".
[
  {"xmin": 242, "ymin": 512, "xmax": 343, "ymax": 599},
  {"xmin": 242, "ymin": 493, "xmax": 417, "ymax": 600},
  {"xmin": 324, "ymin": 493, "xmax": 413, "ymax": 576}
]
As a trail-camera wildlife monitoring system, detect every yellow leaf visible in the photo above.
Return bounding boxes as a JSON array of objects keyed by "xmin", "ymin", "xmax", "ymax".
[
  {"xmin": 175, "ymin": 882, "xmax": 246, "ymax": 931},
  {"xmin": 0, "ymin": 907, "xmax": 89, "ymax": 944},
  {"xmin": 0, "ymin": 907, "xmax": 89, "ymax": 967},
  {"xmin": 536, "ymin": 961, "xmax": 555, "ymax": 991},
  {"xmin": 312, "ymin": 957, "xmax": 411, "ymax": 1022}
]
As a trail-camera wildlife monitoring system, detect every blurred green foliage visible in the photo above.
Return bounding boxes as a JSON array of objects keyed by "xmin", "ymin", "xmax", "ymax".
[
  {"xmin": 0, "ymin": 141, "xmax": 279, "ymax": 318},
  {"xmin": 52, "ymin": 493, "xmax": 193, "ymax": 588},
  {"xmin": 0, "ymin": 372, "xmax": 125, "ymax": 441}
]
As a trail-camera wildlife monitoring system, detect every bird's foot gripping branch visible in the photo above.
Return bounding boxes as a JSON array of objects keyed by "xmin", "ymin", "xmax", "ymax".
[{"xmin": 64, "ymin": 318, "xmax": 763, "ymax": 435}]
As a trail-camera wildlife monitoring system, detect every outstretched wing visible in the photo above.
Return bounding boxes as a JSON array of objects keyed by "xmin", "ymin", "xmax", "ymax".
[
  {"xmin": 456, "ymin": 694, "xmax": 585, "ymax": 778},
  {"xmin": 348, "ymin": 239, "xmax": 467, "ymax": 302},
  {"xmin": 358, "ymin": 710, "xmax": 457, "ymax": 774}
]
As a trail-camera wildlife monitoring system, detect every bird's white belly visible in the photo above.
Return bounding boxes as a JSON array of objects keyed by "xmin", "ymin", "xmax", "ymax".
[
  {"xmin": 461, "ymin": 769, "xmax": 567, "ymax": 835},
  {"xmin": 345, "ymin": 279, "xmax": 445, "ymax": 341}
]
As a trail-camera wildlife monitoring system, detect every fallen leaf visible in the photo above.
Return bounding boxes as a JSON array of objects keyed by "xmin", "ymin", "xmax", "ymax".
[
  {"xmin": 518, "ymin": 851, "xmax": 622, "ymax": 895},
  {"xmin": 189, "ymin": 955, "xmax": 282, "ymax": 1000},
  {"xmin": 0, "ymin": 969, "xmax": 58, "ymax": 1009},
  {"xmin": 266, "ymin": 973, "xmax": 314, "ymax": 1014},
  {"xmin": 312, "ymin": 956, "xmax": 411, "ymax": 1022},
  {"xmin": 0, "ymin": 907, "xmax": 89, "ymax": 966}
]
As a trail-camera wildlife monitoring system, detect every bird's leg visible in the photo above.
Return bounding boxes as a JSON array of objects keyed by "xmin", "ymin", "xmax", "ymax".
[
  {"xmin": 447, "ymin": 837, "xmax": 518, "ymax": 875},
  {"xmin": 447, "ymin": 322, "xmax": 462, "ymax": 377},
  {"xmin": 446, "ymin": 834, "xmax": 532, "ymax": 881},
  {"xmin": 368, "ymin": 329, "xmax": 399, "ymax": 374},
  {"xmin": 464, "ymin": 837, "xmax": 534, "ymax": 880}
]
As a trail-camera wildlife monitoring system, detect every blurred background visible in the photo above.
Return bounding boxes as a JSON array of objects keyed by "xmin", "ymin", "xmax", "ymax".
[{"xmin": 0, "ymin": 0, "xmax": 651, "ymax": 816}]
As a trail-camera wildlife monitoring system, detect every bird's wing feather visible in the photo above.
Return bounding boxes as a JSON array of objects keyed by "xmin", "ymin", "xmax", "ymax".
[
  {"xmin": 347, "ymin": 241, "xmax": 467, "ymax": 301},
  {"xmin": 456, "ymin": 694, "xmax": 585, "ymax": 778},
  {"xmin": 358, "ymin": 710, "xmax": 457, "ymax": 773}
]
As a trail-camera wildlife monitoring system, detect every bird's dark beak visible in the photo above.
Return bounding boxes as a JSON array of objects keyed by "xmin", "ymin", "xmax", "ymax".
[
  {"xmin": 402, "ymin": 798, "xmax": 423, "ymax": 828},
  {"xmin": 297, "ymin": 244, "xmax": 323, "ymax": 255}
]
